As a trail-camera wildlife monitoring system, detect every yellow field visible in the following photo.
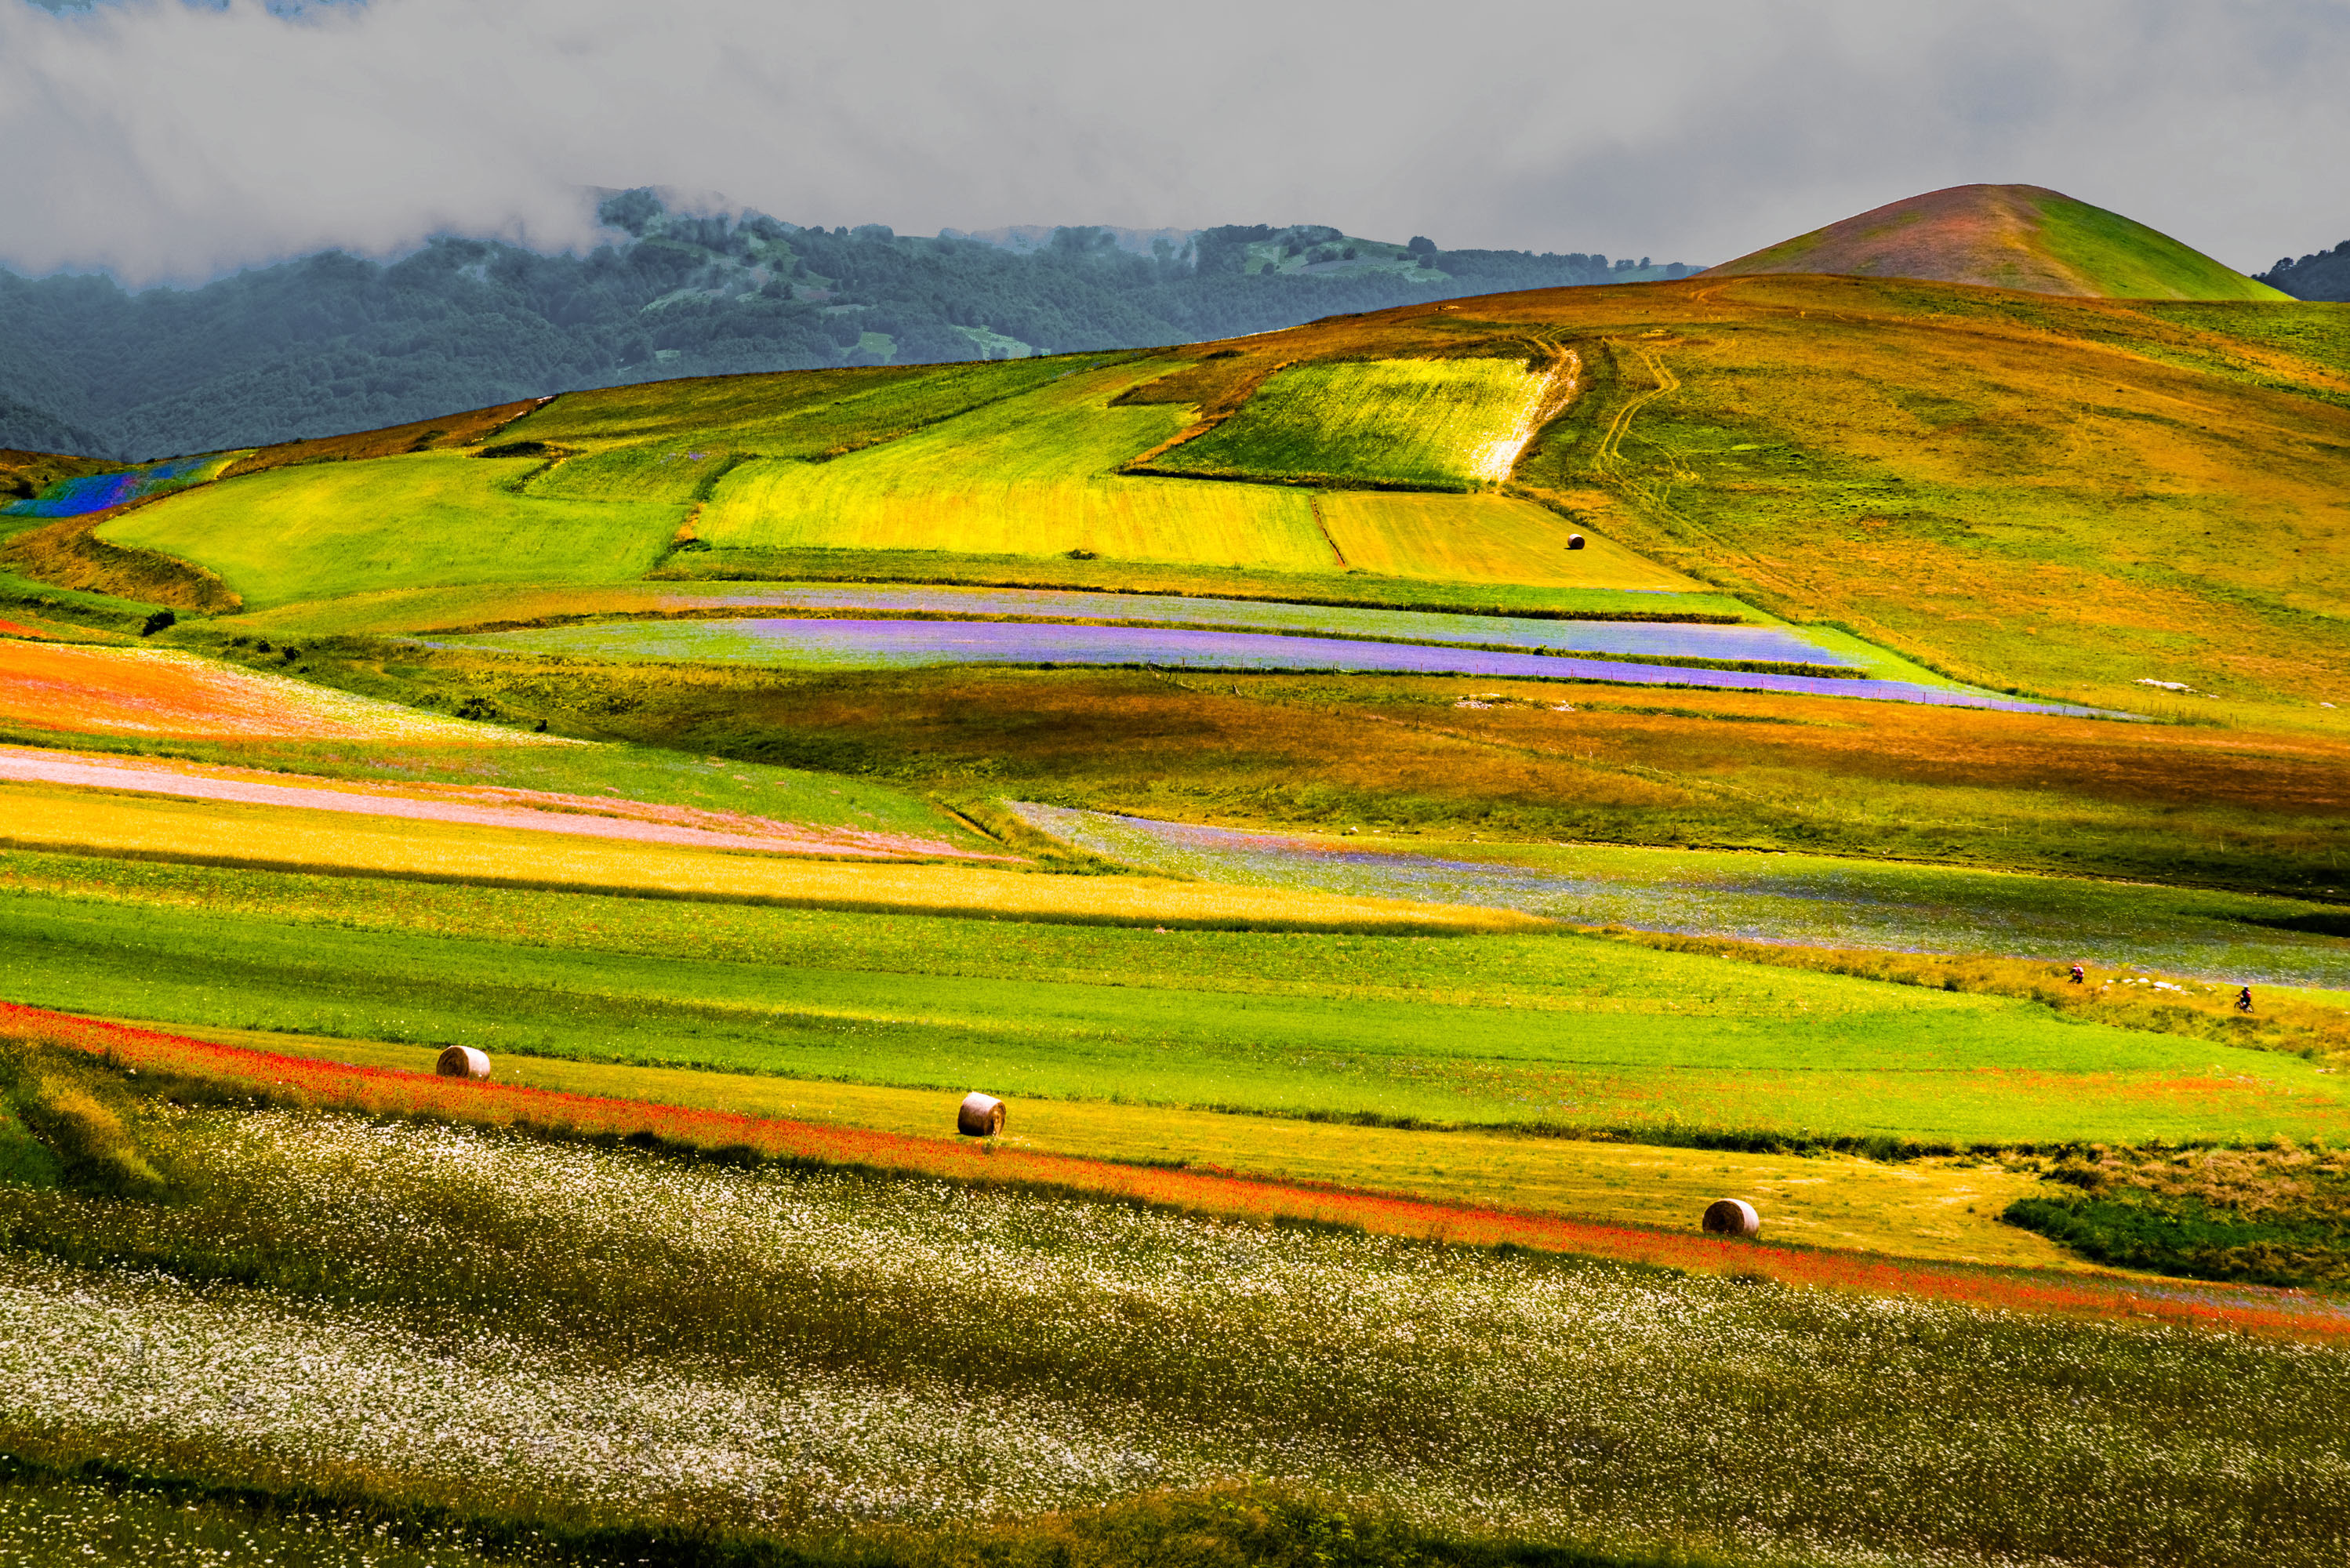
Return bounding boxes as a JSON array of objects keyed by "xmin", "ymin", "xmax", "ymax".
[
  {"xmin": 1317, "ymin": 492, "xmax": 1708, "ymax": 588},
  {"xmin": 699, "ymin": 362, "xmax": 1335, "ymax": 568},
  {"xmin": 0, "ymin": 783, "xmax": 1543, "ymax": 933},
  {"xmin": 135, "ymin": 1018, "xmax": 2075, "ymax": 1269}
]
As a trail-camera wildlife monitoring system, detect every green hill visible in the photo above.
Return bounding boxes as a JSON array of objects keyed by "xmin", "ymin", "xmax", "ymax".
[{"xmin": 1702, "ymin": 183, "xmax": 2288, "ymax": 300}]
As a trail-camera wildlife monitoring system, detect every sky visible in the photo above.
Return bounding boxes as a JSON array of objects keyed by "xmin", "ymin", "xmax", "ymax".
[{"xmin": 3, "ymin": 0, "xmax": 2346, "ymax": 288}]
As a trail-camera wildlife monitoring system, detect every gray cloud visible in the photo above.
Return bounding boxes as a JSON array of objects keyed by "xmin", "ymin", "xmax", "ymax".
[{"xmin": 2, "ymin": 0, "xmax": 2345, "ymax": 286}]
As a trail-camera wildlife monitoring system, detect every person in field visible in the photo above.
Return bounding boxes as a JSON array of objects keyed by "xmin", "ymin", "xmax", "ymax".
[
  {"xmin": 2237, "ymin": 986, "xmax": 2254, "ymax": 1013},
  {"xmin": 2069, "ymin": 962, "xmax": 2086, "ymax": 984}
]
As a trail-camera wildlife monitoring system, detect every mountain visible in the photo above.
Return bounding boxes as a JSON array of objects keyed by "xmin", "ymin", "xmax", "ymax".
[
  {"xmin": 2259, "ymin": 241, "xmax": 2350, "ymax": 302},
  {"xmin": 1702, "ymin": 184, "xmax": 2286, "ymax": 300},
  {"xmin": 0, "ymin": 191, "xmax": 1696, "ymax": 461}
]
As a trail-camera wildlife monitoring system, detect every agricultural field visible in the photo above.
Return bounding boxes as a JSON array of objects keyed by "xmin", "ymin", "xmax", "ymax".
[
  {"xmin": 7, "ymin": 200, "xmax": 2350, "ymax": 1564},
  {"xmin": 98, "ymin": 452, "xmax": 680, "ymax": 610},
  {"xmin": 1140, "ymin": 356, "xmax": 1570, "ymax": 489}
]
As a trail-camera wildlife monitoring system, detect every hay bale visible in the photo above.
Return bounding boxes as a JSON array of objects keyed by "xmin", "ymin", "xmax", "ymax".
[
  {"xmin": 1702, "ymin": 1198, "xmax": 1760, "ymax": 1237},
  {"xmin": 957, "ymin": 1091, "xmax": 1006, "ymax": 1137},
  {"xmin": 1567, "ymin": 534, "xmax": 1586, "ymax": 550},
  {"xmin": 435, "ymin": 1045, "xmax": 492, "ymax": 1080}
]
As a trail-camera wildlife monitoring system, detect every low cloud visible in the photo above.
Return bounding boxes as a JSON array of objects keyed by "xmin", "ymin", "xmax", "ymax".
[{"xmin": 2, "ymin": 0, "xmax": 2345, "ymax": 286}]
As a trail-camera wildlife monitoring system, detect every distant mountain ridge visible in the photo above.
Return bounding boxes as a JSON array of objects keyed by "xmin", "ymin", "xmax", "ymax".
[
  {"xmin": 1702, "ymin": 183, "xmax": 2284, "ymax": 301},
  {"xmin": 0, "ymin": 191, "xmax": 1696, "ymax": 460}
]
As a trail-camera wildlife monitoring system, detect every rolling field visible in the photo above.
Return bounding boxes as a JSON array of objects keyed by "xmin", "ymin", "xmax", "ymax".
[
  {"xmin": 0, "ymin": 786, "xmax": 1527, "ymax": 931},
  {"xmin": 0, "ymin": 638, "xmax": 566, "ymax": 742},
  {"xmin": 97, "ymin": 452, "xmax": 679, "ymax": 610},
  {"xmin": 329, "ymin": 651, "xmax": 2350, "ymax": 895},
  {"xmin": 1314, "ymin": 490, "xmax": 1700, "ymax": 587},
  {"xmin": 1016, "ymin": 805, "xmax": 2350, "ymax": 988},
  {"xmin": 11, "ymin": 204, "xmax": 2350, "ymax": 1568},
  {"xmin": 4, "ymin": 1082, "xmax": 2343, "ymax": 1566},
  {"xmin": 1141, "ymin": 357, "xmax": 1567, "ymax": 489},
  {"xmin": 697, "ymin": 361, "xmax": 1336, "ymax": 568},
  {"xmin": 111, "ymin": 1015, "xmax": 2075, "ymax": 1266},
  {"xmin": 2, "ymin": 851, "xmax": 2341, "ymax": 1146}
]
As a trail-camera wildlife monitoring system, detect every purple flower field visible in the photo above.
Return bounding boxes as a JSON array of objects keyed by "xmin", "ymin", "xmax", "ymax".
[
  {"xmin": 676, "ymin": 583, "xmax": 1839, "ymax": 664},
  {"xmin": 449, "ymin": 615, "xmax": 2100, "ymax": 713}
]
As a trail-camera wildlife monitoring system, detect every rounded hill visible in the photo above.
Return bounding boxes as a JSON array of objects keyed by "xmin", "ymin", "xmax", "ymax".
[{"xmin": 1701, "ymin": 183, "xmax": 2287, "ymax": 300}]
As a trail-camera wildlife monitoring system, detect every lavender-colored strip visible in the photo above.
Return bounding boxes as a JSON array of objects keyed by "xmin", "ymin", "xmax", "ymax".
[{"xmin": 463, "ymin": 618, "xmax": 2097, "ymax": 715}]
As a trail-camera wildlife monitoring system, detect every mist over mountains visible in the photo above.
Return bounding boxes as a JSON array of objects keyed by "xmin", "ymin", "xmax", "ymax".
[{"xmin": 0, "ymin": 191, "xmax": 1695, "ymax": 461}]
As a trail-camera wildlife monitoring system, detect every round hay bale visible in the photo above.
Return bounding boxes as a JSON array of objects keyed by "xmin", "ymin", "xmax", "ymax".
[
  {"xmin": 435, "ymin": 1045, "xmax": 492, "ymax": 1080},
  {"xmin": 1702, "ymin": 1198, "xmax": 1760, "ymax": 1237},
  {"xmin": 1567, "ymin": 533, "xmax": 1586, "ymax": 550},
  {"xmin": 957, "ymin": 1091, "xmax": 1007, "ymax": 1138}
]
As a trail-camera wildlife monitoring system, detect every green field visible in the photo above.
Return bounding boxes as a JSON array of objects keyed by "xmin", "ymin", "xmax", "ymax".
[
  {"xmin": 4, "ymin": 858, "xmax": 2341, "ymax": 1145},
  {"xmin": 697, "ymin": 361, "xmax": 1336, "ymax": 568},
  {"xmin": 98, "ymin": 452, "xmax": 678, "ymax": 610},
  {"xmin": 1145, "ymin": 358, "xmax": 1564, "ymax": 489}
]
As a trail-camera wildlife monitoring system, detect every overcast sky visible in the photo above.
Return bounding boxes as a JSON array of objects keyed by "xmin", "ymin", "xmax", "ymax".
[{"xmin": 4, "ymin": 0, "xmax": 2345, "ymax": 288}]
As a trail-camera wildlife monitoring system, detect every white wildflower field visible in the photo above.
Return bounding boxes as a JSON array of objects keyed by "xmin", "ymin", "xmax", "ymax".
[{"xmin": 2, "ymin": 1109, "xmax": 2345, "ymax": 1566}]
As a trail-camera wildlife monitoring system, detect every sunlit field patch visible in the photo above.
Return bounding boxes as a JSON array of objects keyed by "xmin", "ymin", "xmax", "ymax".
[
  {"xmin": 1143, "ymin": 358, "xmax": 1567, "ymax": 489},
  {"xmin": 1015, "ymin": 805, "xmax": 2350, "ymax": 988},
  {"xmin": 0, "ymin": 641, "xmax": 565, "ymax": 743},
  {"xmin": 7, "ymin": 864, "xmax": 2345, "ymax": 1147},
  {"xmin": 0, "ymin": 746, "xmax": 997, "ymax": 861},
  {"xmin": 99, "ymin": 452, "xmax": 679, "ymax": 611}
]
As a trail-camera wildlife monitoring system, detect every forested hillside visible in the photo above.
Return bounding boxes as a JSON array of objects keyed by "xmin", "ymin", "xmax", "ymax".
[
  {"xmin": 0, "ymin": 190, "xmax": 1695, "ymax": 459},
  {"xmin": 2260, "ymin": 241, "xmax": 2350, "ymax": 301}
]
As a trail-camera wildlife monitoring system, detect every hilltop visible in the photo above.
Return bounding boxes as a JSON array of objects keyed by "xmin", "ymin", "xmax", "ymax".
[{"xmin": 1703, "ymin": 183, "xmax": 2286, "ymax": 300}]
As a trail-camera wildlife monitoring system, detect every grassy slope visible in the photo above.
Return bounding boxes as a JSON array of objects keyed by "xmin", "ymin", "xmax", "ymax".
[
  {"xmin": 305, "ymin": 648, "xmax": 2350, "ymax": 897},
  {"xmin": 698, "ymin": 361, "xmax": 1337, "ymax": 568},
  {"xmin": 131, "ymin": 1016, "xmax": 2075, "ymax": 1267},
  {"xmin": 0, "ymin": 854, "xmax": 2338, "ymax": 1145},
  {"xmin": 1142, "ymin": 358, "xmax": 1555, "ymax": 489},
  {"xmin": 96, "ymin": 453, "xmax": 678, "ymax": 610},
  {"xmin": 1702, "ymin": 183, "xmax": 2289, "ymax": 301}
]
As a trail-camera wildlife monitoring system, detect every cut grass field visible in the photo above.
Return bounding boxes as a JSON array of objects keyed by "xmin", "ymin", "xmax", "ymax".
[
  {"xmin": 1141, "ymin": 358, "xmax": 1566, "ymax": 489},
  {"xmin": 2, "ymin": 849, "xmax": 2342, "ymax": 1146},
  {"xmin": 105, "ymin": 1014, "xmax": 2083, "ymax": 1269},
  {"xmin": 1313, "ymin": 491, "xmax": 1701, "ymax": 588},
  {"xmin": 97, "ymin": 452, "xmax": 679, "ymax": 611}
]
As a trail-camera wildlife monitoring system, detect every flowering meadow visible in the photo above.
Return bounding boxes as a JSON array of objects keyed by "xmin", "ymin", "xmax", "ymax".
[
  {"xmin": 2, "ymin": 1062, "xmax": 2348, "ymax": 1566},
  {"xmin": 441, "ymin": 617, "xmax": 2090, "ymax": 712},
  {"xmin": 0, "ymin": 641, "xmax": 567, "ymax": 743},
  {"xmin": 1015, "ymin": 805, "xmax": 2350, "ymax": 990}
]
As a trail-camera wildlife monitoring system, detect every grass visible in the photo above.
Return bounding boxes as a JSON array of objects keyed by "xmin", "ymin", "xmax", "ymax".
[
  {"xmin": 1141, "ymin": 358, "xmax": 1564, "ymax": 490},
  {"xmin": 0, "ymin": 786, "xmax": 1531, "ymax": 932},
  {"xmin": 96, "ymin": 452, "xmax": 679, "ymax": 611},
  {"xmin": 1, "ymin": 852, "xmax": 2344, "ymax": 1145},
  {"xmin": 98, "ymin": 1014, "xmax": 2086, "ymax": 1269},
  {"xmin": 1018, "ymin": 805, "xmax": 2350, "ymax": 990},
  {"xmin": 1702, "ymin": 183, "xmax": 2287, "ymax": 301},
  {"xmin": 698, "ymin": 362, "xmax": 1337, "ymax": 569},
  {"xmin": 497, "ymin": 354, "xmax": 1077, "ymax": 457},
  {"xmin": 0, "ymin": 724, "xmax": 987, "ymax": 847},
  {"xmin": 297, "ymin": 650, "xmax": 2350, "ymax": 897},
  {"xmin": 1313, "ymin": 492, "xmax": 1702, "ymax": 588},
  {"xmin": 1, "ymin": 1059, "xmax": 2345, "ymax": 1566}
]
